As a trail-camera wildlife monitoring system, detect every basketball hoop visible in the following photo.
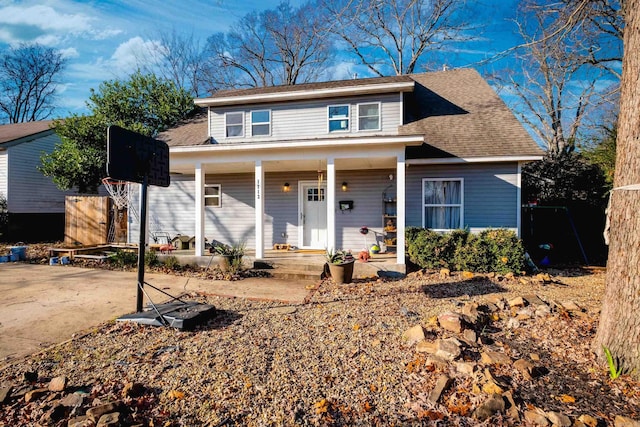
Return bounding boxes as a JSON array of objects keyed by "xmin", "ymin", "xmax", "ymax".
[{"xmin": 102, "ymin": 177, "xmax": 130, "ymax": 210}]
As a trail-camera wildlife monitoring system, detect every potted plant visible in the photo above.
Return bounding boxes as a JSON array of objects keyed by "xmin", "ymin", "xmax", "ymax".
[
  {"xmin": 214, "ymin": 241, "xmax": 246, "ymax": 273},
  {"xmin": 325, "ymin": 248, "xmax": 355, "ymax": 284}
]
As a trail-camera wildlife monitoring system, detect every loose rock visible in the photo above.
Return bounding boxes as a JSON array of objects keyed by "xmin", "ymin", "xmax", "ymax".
[
  {"xmin": 615, "ymin": 415, "xmax": 640, "ymax": 427},
  {"xmin": 48, "ymin": 375, "xmax": 67, "ymax": 392},
  {"xmin": 428, "ymin": 374, "xmax": 452, "ymax": 403},
  {"xmin": 473, "ymin": 394, "xmax": 505, "ymax": 421},
  {"xmin": 401, "ymin": 324, "xmax": 425, "ymax": 346},
  {"xmin": 481, "ymin": 350, "xmax": 512, "ymax": 365},
  {"xmin": 438, "ymin": 311, "xmax": 465, "ymax": 333},
  {"xmin": 524, "ymin": 409, "xmax": 550, "ymax": 426},
  {"xmin": 546, "ymin": 411, "xmax": 571, "ymax": 427}
]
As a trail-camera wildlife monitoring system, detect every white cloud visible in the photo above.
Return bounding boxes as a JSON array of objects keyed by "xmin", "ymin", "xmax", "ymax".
[
  {"xmin": 110, "ymin": 36, "xmax": 163, "ymax": 74},
  {"xmin": 0, "ymin": 4, "xmax": 93, "ymax": 32},
  {"xmin": 59, "ymin": 47, "xmax": 79, "ymax": 59}
]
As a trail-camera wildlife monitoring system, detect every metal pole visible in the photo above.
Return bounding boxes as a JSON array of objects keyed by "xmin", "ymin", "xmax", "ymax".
[{"xmin": 136, "ymin": 175, "xmax": 148, "ymax": 312}]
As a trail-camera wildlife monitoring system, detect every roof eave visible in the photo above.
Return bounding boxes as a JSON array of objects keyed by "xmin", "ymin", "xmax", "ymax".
[
  {"xmin": 407, "ymin": 155, "xmax": 544, "ymax": 164},
  {"xmin": 170, "ymin": 135, "xmax": 425, "ymax": 153},
  {"xmin": 195, "ymin": 81, "xmax": 416, "ymax": 107}
]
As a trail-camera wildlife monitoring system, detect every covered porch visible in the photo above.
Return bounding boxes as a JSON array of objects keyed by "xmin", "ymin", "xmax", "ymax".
[{"xmin": 169, "ymin": 136, "xmax": 424, "ymax": 267}]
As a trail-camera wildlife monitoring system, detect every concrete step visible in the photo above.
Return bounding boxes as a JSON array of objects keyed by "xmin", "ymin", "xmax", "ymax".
[
  {"xmin": 254, "ymin": 259, "xmax": 325, "ymax": 272},
  {"xmin": 253, "ymin": 268, "xmax": 323, "ymax": 281}
]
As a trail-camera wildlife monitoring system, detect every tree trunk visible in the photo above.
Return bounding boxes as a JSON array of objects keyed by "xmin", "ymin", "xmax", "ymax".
[{"xmin": 593, "ymin": 0, "xmax": 640, "ymax": 376}]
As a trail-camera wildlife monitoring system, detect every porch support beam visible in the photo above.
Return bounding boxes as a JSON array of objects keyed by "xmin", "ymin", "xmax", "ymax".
[
  {"xmin": 194, "ymin": 162, "xmax": 205, "ymax": 256},
  {"xmin": 327, "ymin": 157, "xmax": 336, "ymax": 251},
  {"xmin": 255, "ymin": 160, "xmax": 265, "ymax": 259},
  {"xmin": 396, "ymin": 152, "xmax": 406, "ymax": 265}
]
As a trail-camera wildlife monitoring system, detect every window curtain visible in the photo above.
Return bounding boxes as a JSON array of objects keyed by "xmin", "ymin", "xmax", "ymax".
[{"xmin": 424, "ymin": 180, "xmax": 461, "ymax": 229}]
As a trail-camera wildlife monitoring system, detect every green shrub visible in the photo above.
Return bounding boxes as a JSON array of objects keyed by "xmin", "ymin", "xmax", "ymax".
[
  {"xmin": 406, "ymin": 228, "xmax": 448, "ymax": 269},
  {"xmin": 163, "ymin": 255, "xmax": 181, "ymax": 271},
  {"xmin": 145, "ymin": 251, "xmax": 160, "ymax": 267},
  {"xmin": 480, "ymin": 229, "xmax": 525, "ymax": 274},
  {"xmin": 109, "ymin": 249, "xmax": 137, "ymax": 268},
  {"xmin": 406, "ymin": 227, "xmax": 524, "ymax": 274}
]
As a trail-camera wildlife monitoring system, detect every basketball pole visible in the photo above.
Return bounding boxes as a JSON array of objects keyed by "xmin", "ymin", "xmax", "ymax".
[{"xmin": 136, "ymin": 174, "xmax": 149, "ymax": 312}]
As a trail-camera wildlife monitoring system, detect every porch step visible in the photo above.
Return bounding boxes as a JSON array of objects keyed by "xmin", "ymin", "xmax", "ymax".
[
  {"xmin": 253, "ymin": 268, "xmax": 323, "ymax": 281},
  {"xmin": 252, "ymin": 259, "xmax": 325, "ymax": 281}
]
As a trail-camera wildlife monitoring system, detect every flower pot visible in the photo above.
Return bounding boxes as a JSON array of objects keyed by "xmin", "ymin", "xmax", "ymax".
[{"xmin": 327, "ymin": 260, "xmax": 355, "ymax": 285}]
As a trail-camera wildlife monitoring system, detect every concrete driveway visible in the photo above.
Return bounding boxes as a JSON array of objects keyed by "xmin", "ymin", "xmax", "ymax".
[{"xmin": 0, "ymin": 264, "xmax": 314, "ymax": 362}]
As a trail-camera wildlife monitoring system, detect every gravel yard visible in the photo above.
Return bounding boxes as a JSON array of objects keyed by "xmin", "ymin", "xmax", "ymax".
[{"xmin": 1, "ymin": 266, "xmax": 639, "ymax": 426}]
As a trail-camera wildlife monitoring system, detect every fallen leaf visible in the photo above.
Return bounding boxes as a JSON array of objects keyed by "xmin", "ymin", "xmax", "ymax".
[
  {"xmin": 167, "ymin": 390, "xmax": 185, "ymax": 400},
  {"xmin": 559, "ymin": 394, "xmax": 576, "ymax": 403},
  {"xmin": 353, "ymin": 324, "xmax": 361, "ymax": 331}
]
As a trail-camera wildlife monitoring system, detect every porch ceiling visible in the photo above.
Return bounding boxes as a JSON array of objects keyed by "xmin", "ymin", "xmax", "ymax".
[{"xmin": 169, "ymin": 156, "xmax": 398, "ymax": 175}]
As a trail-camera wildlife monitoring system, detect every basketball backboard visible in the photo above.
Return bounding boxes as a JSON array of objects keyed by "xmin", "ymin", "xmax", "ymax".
[{"xmin": 107, "ymin": 125, "xmax": 170, "ymax": 187}]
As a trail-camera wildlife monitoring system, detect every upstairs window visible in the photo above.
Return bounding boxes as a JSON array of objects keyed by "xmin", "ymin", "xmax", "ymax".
[
  {"xmin": 422, "ymin": 178, "xmax": 463, "ymax": 230},
  {"xmin": 328, "ymin": 105, "xmax": 350, "ymax": 132},
  {"xmin": 251, "ymin": 110, "xmax": 271, "ymax": 136},
  {"xmin": 204, "ymin": 184, "xmax": 221, "ymax": 207},
  {"xmin": 225, "ymin": 112, "xmax": 244, "ymax": 137},
  {"xmin": 358, "ymin": 102, "xmax": 380, "ymax": 131}
]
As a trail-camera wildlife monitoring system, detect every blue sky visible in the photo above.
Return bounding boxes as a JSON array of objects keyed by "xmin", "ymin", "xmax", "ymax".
[{"xmin": 0, "ymin": 0, "xmax": 549, "ymax": 119}]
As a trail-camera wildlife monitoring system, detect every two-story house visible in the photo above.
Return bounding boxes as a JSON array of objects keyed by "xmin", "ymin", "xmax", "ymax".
[{"xmin": 144, "ymin": 68, "xmax": 542, "ymax": 269}]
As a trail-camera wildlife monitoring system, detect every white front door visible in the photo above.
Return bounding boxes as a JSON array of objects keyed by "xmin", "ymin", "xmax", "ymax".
[{"xmin": 299, "ymin": 181, "xmax": 327, "ymax": 249}]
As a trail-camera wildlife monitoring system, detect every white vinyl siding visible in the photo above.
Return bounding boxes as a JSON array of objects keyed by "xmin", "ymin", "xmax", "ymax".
[
  {"xmin": 328, "ymin": 104, "xmax": 350, "ymax": 133},
  {"xmin": 251, "ymin": 110, "xmax": 271, "ymax": 136},
  {"xmin": 6, "ymin": 133, "xmax": 80, "ymax": 213},
  {"xmin": 357, "ymin": 102, "xmax": 381, "ymax": 131},
  {"xmin": 225, "ymin": 112, "xmax": 244, "ymax": 137},
  {"xmin": 0, "ymin": 150, "xmax": 7, "ymax": 199},
  {"xmin": 209, "ymin": 94, "xmax": 401, "ymax": 143},
  {"xmin": 422, "ymin": 178, "xmax": 464, "ymax": 230}
]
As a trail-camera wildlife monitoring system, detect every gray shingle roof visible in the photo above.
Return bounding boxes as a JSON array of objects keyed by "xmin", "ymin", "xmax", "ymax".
[
  {"xmin": 156, "ymin": 108, "xmax": 209, "ymax": 147},
  {"xmin": 401, "ymin": 68, "xmax": 543, "ymax": 158},
  {"xmin": 0, "ymin": 120, "xmax": 54, "ymax": 144},
  {"xmin": 208, "ymin": 74, "xmax": 414, "ymax": 99}
]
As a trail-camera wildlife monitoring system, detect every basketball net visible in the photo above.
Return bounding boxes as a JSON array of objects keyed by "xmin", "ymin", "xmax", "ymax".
[{"xmin": 102, "ymin": 177, "xmax": 140, "ymax": 223}]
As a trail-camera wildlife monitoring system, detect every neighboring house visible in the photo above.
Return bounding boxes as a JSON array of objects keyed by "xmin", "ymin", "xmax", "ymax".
[
  {"xmin": 0, "ymin": 121, "xmax": 77, "ymax": 241},
  {"xmin": 144, "ymin": 68, "xmax": 542, "ymax": 268}
]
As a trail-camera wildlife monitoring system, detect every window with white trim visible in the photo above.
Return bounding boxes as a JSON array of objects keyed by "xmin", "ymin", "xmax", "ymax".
[
  {"xmin": 328, "ymin": 105, "xmax": 350, "ymax": 132},
  {"xmin": 251, "ymin": 109, "xmax": 271, "ymax": 136},
  {"xmin": 204, "ymin": 184, "xmax": 221, "ymax": 207},
  {"xmin": 357, "ymin": 102, "xmax": 380, "ymax": 131},
  {"xmin": 422, "ymin": 178, "xmax": 463, "ymax": 230},
  {"xmin": 225, "ymin": 112, "xmax": 244, "ymax": 137}
]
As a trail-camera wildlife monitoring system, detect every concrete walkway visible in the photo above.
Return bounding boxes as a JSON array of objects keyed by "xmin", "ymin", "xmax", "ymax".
[{"xmin": 0, "ymin": 264, "xmax": 315, "ymax": 361}]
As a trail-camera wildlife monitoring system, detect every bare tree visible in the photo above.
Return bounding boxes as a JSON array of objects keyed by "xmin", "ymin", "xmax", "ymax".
[
  {"xmin": 497, "ymin": 0, "xmax": 621, "ymax": 154},
  {"xmin": 542, "ymin": 0, "xmax": 623, "ymax": 77},
  {"xmin": 0, "ymin": 43, "xmax": 67, "ymax": 124},
  {"xmin": 593, "ymin": 0, "xmax": 640, "ymax": 377},
  {"xmin": 322, "ymin": 0, "xmax": 473, "ymax": 76},
  {"xmin": 135, "ymin": 30, "xmax": 208, "ymax": 97},
  {"xmin": 202, "ymin": 1, "xmax": 333, "ymax": 90}
]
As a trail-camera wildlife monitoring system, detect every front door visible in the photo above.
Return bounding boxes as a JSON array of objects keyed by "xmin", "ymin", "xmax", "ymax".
[{"xmin": 299, "ymin": 181, "xmax": 327, "ymax": 249}]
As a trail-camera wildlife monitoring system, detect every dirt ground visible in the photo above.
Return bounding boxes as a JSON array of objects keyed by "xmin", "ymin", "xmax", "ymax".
[
  {"xmin": 1, "ymin": 259, "xmax": 638, "ymax": 426},
  {"xmin": 0, "ymin": 263, "xmax": 313, "ymax": 361}
]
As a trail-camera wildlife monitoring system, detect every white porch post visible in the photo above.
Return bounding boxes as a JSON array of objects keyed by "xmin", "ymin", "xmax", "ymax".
[
  {"xmin": 396, "ymin": 152, "xmax": 406, "ymax": 265},
  {"xmin": 327, "ymin": 157, "xmax": 336, "ymax": 251},
  {"xmin": 255, "ymin": 160, "xmax": 265, "ymax": 259},
  {"xmin": 194, "ymin": 163, "xmax": 205, "ymax": 256}
]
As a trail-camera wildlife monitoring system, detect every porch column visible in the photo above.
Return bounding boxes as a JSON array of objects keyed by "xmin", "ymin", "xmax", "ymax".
[
  {"xmin": 255, "ymin": 160, "xmax": 265, "ymax": 259},
  {"xmin": 194, "ymin": 163, "xmax": 205, "ymax": 256},
  {"xmin": 396, "ymin": 152, "xmax": 406, "ymax": 265},
  {"xmin": 327, "ymin": 157, "xmax": 336, "ymax": 251}
]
